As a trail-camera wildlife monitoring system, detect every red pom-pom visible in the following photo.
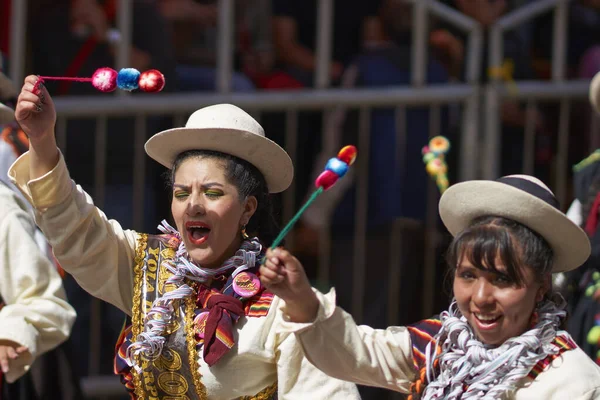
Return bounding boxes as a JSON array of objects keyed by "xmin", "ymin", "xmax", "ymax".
[
  {"xmin": 91, "ymin": 68, "xmax": 118, "ymax": 92},
  {"xmin": 139, "ymin": 69, "xmax": 165, "ymax": 92},
  {"xmin": 315, "ymin": 170, "xmax": 339, "ymax": 190},
  {"xmin": 337, "ymin": 145, "xmax": 357, "ymax": 165}
]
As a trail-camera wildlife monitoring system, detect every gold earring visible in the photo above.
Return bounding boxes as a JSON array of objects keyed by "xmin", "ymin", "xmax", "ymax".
[{"xmin": 241, "ymin": 225, "xmax": 249, "ymax": 239}]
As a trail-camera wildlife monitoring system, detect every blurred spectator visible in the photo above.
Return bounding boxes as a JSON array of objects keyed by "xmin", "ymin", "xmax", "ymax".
[
  {"xmin": 159, "ymin": 0, "xmax": 260, "ymax": 92},
  {"xmin": 532, "ymin": 1, "xmax": 600, "ymax": 180},
  {"xmin": 563, "ymin": 152, "xmax": 600, "ymax": 364},
  {"xmin": 271, "ymin": 0, "xmax": 384, "ymax": 88},
  {"xmin": 441, "ymin": 0, "xmax": 548, "ymax": 177},
  {"xmin": 263, "ymin": 0, "xmax": 385, "ymax": 222}
]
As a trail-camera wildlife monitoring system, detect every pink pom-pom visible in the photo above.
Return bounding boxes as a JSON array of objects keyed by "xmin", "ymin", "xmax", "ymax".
[
  {"xmin": 337, "ymin": 145, "xmax": 357, "ymax": 165},
  {"xmin": 139, "ymin": 69, "xmax": 165, "ymax": 92},
  {"xmin": 91, "ymin": 68, "xmax": 118, "ymax": 92},
  {"xmin": 315, "ymin": 170, "xmax": 339, "ymax": 190}
]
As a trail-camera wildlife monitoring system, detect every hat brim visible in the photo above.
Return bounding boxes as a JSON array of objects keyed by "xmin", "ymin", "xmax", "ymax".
[
  {"xmin": 0, "ymin": 102, "xmax": 14, "ymax": 124},
  {"xmin": 439, "ymin": 180, "xmax": 591, "ymax": 272},
  {"xmin": 145, "ymin": 127, "xmax": 294, "ymax": 193}
]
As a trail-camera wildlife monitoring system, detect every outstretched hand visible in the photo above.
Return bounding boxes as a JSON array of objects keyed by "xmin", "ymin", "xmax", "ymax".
[
  {"xmin": 0, "ymin": 340, "xmax": 28, "ymax": 375},
  {"xmin": 15, "ymin": 75, "xmax": 57, "ymax": 142},
  {"xmin": 259, "ymin": 247, "xmax": 319, "ymax": 323},
  {"xmin": 16, "ymin": 75, "xmax": 60, "ymax": 179}
]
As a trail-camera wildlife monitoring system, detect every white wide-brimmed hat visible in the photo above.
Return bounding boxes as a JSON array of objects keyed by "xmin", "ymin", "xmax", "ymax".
[
  {"xmin": 145, "ymin": 103, "xmax": 293, "ymax": 193},
  {"xmin": 439, "ymin": 174, "xmax": 591, "ymax": 272}
]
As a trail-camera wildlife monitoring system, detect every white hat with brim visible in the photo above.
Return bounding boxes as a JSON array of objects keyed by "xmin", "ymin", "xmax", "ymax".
[
  {"xmin": 145, "ymin": 103, "xmax": 293, "ymax": 193},
  {"xmin": 0, "ymin": 101, "xmax": 14, "ymax": 124},
  {"xmin": 439, "ymin": 174, "xmax": 591, "ymax": 273}
]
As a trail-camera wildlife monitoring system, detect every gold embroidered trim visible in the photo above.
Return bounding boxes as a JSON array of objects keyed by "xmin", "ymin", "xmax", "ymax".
[
  {"xmin": 131, "ymin": 233, "xmax": 148, "ymax": 399},
  {"xmin": 240, "ymin": 382, "xmax": 278, "ymax": 400},
  {"xmin": 185, "ymin": 291, "xmax": 208, "ymax": 399}
]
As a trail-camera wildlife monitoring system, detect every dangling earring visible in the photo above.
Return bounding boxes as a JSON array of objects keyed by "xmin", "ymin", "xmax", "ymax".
[{"xmin": 241, "ymin": 225, "xmax": 249, "ymax": 240}]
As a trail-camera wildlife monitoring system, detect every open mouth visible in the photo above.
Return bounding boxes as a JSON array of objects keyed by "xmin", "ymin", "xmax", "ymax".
[
  {"xmin": 185, "ymin": 221, "xmax": 211, "ymax": 245},
  {"xmin": 473, "ymin": 313, "xmax": 502, "ymax": 330}
]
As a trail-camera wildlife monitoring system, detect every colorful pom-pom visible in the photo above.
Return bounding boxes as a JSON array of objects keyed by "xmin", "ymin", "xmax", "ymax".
[
  {"xmin": 422, "ymin": 136, "xmax": 450, "ymax": 194},
  {"xmin": 117, "ymin": 68, "xmax": 140, "ymax": 91},
  {"xmin": 35, "ymin": 67, "xmax": 165, "ymax": 94},
  {"xmin": 588, "ymin": 326, "xmax": 600, "ymax": 346},
  {"xmin": 426, "ymin": 158, "xmax": 447, "ymax": 176},
  {"xmin": 337, "ymin": 145, "xmax": 357, "ymax": 165},
  {"xmin": 139, "ymin": 69, "xmax": 165, "ymax": 93},
  {"xmin": 91, "ymin": 67, "xmax": 118, "ymax": 92},
  {"xmin": 315, "ymin": 170, "xmax": 339, "ymax": 190},
  {"xmin": 314, "ymin": 145, "xmax": 357, "ymax": 190},
  {"xmin": 325, "ymin": 157, "xmax": 349, "ymax": 177},
  {"xmin": 587, "ymin": 285, "xmax": 596, "ymax": 297},
  {"xmin": 422, "ymin": 152, "xmax": 436, "ymax": 163},
  {"xmin": 429, "ymin": 136, "xmax": 450, "ymax": 155}
]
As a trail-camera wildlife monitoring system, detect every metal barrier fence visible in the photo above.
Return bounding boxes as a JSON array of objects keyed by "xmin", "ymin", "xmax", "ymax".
[{"xmin": 7, "ymin": 0, "xmax": 599, "ymax": 398}]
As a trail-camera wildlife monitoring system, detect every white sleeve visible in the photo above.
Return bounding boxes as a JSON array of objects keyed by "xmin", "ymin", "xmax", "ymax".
[
  {"xmin": 0, "ymin": 194, "xmax": 76, "ymax": 383},
  {"xmin": 8, "ymin": 151, "xmax": 138, "ymax": 314},
  {"xmin": 277, "ymin": 288, "xmax": 417, "ymax": 394},
  {"xmin": 566, "ymin": 199, "xmax": 583, "ymax": 226}
]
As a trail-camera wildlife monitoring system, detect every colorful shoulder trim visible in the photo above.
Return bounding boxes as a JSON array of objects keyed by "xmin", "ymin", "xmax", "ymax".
[
  {"xmin": 527, "ymin": 333, "xmax": 577, "ymax": 380},
  {"xmin": 245, "ymin": 290, "xmax": 274, "ymax": 318},
  {"xmin": 407, "ymin": 317, "xmax": 442, "ymax": 370}
]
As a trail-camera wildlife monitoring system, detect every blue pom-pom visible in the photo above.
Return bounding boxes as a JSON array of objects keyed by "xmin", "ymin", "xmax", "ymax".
[
  {"xmin": 325, "ymin": 157, "xmax": 349, "ymax": 177},
  {"xmin": 117, "ymin": 68, "xmax": 140, "ymax": 91}
]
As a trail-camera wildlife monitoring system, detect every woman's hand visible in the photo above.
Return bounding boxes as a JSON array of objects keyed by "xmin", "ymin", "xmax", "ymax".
[
  {"xmin": 15, "ymin": 75, "xmax": 60, "ymax": 179},
  {"xmin": 0, "ymin": 340, "xmax": 28, "ymax": 374},
  {"xmin": 260, "ymin": 247, "xmax": 319, "ymax": 323},
  {"xmin": 15, "ymin": 76, "xmax": 56, "ymax": 141}
]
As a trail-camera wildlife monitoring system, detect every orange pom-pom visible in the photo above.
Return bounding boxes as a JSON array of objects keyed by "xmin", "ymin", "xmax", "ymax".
[{"xmin": 337, "ymin": 145, "xmax": 357, "ymax": 165}]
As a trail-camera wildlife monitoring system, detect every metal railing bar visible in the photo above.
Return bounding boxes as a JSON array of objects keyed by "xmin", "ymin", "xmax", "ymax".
[{"xmin": 51, "ymin": 85, "xmax": 476, "ymax": 116}]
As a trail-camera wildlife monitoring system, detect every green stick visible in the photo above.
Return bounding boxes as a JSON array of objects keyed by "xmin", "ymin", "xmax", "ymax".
[{"xmin": 270, "ymin": 186, "xmax": 324, "ymax": 250}]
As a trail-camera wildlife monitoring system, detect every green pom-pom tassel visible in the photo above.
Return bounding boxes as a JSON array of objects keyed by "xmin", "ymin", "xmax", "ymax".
[{"xmin": 588, "ymin": 326, "xmax": 600, "ymax": 345}]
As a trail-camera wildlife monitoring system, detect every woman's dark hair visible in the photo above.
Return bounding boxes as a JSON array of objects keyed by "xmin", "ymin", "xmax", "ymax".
[
  {"xmin": 167, "ymin": 150, "xmax": 279, "ymax": 245},
  {"xmin": 446, "ymin": 216, "xmax": 554, "ymax": 287}
]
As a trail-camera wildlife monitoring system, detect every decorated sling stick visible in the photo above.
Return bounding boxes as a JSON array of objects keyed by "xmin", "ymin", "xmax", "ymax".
[
  {"xmin": 422, "ymin": 136, "xmax": 450, "ymax": 194},
  {"xmin": 33, "ymin": 67, "xmax": 165, "ymax": 93},
  {"xmin": 268, "ymin": 145, "xmax": 358, "ymax": 251}
]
